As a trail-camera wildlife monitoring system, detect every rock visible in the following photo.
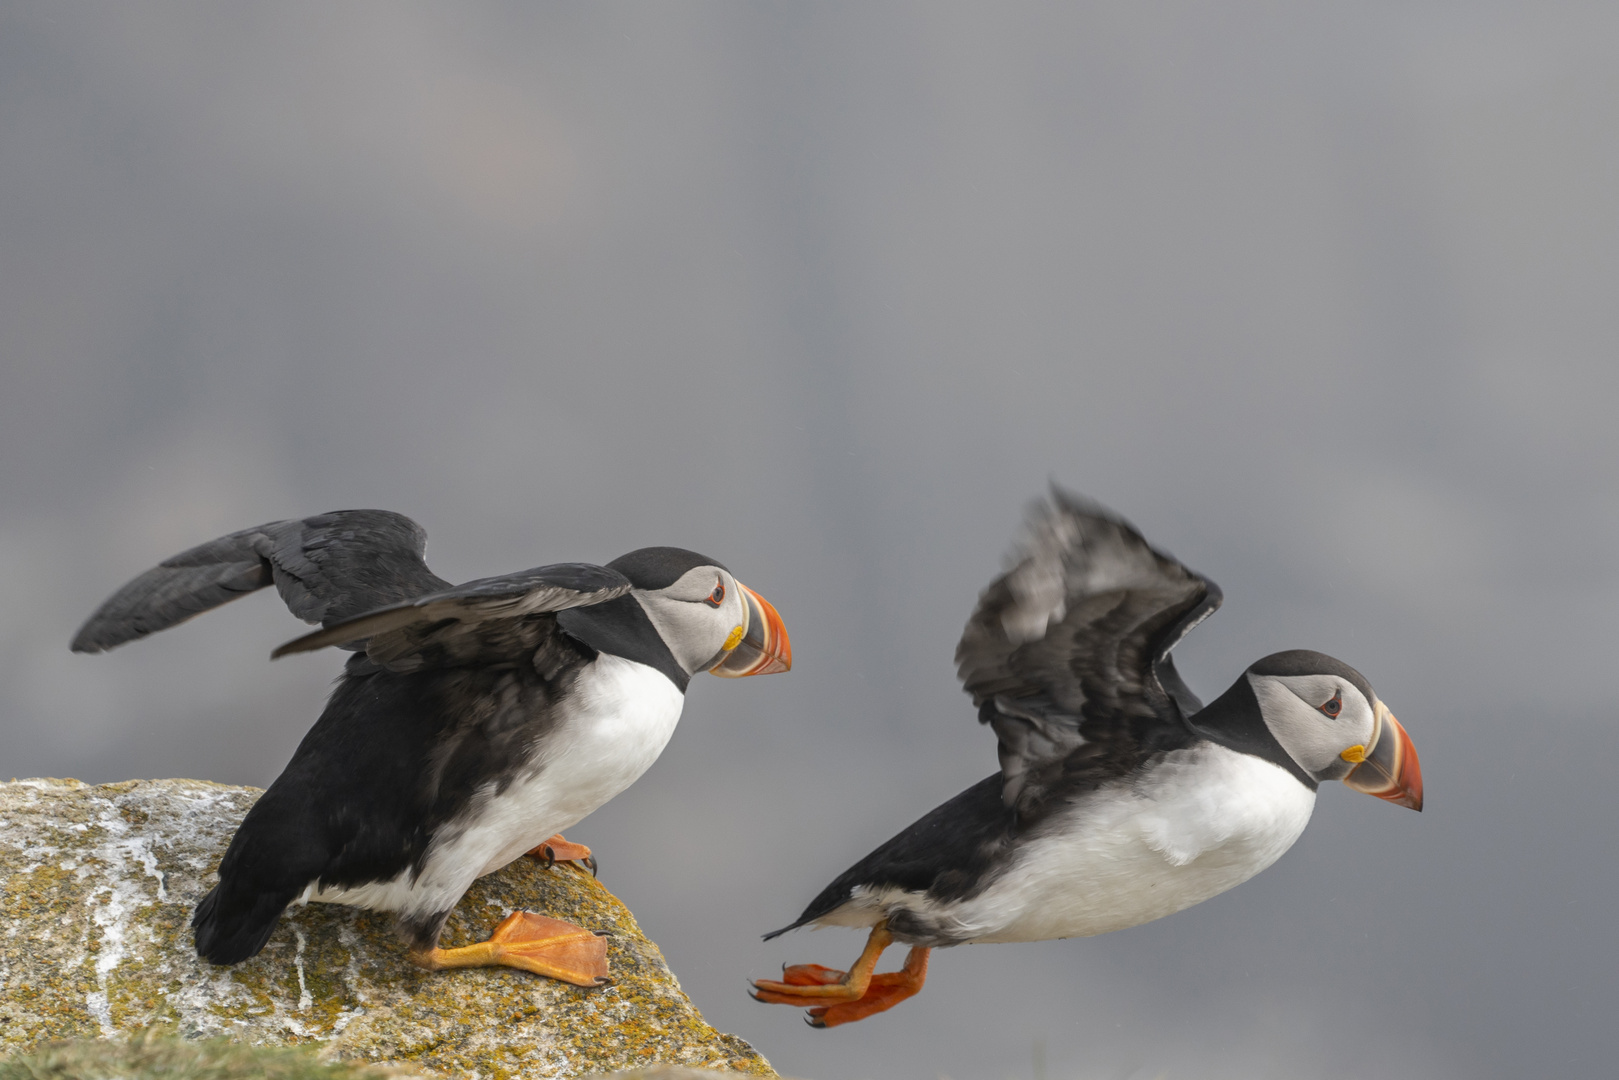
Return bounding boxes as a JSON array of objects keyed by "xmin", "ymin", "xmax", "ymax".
[
  {"xmin": 586, "ymin": 1070, "xmax": 772, "ymax": 1080},
  {"xmin": 0, "ymin": 1028, "xmax": 419, "ymax": 1079},
  {"xmin": 0, "ymin": 778, "xmax": 775, "ymax": 1079}
]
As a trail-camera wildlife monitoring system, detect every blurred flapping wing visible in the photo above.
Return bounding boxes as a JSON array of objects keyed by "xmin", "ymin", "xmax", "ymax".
[{"xmin": 955, "ymin": 488, "xmax": 1222, "ymax": 816}]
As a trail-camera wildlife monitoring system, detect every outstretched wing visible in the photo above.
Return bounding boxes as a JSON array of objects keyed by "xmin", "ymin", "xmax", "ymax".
[
  {"xmin": 71, "ymin": 511, "xmax": 450, "ymax": 654},
  {"xmin": 271, "ymin": 563, "xmax": 633, "ymax": 672},
  {"xmin": 954, "ymin": 488, "xmax": 1222, "ymax": 816}
]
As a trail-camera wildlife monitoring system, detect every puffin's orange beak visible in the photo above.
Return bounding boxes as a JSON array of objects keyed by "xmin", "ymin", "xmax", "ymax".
[
  {"xmin": 709, "ymin": 583, "xmax": 791, "ymax": 677},
  {"xmin": 1342, "ymin": 701, "xmax": 1423, "ymax": 811}
]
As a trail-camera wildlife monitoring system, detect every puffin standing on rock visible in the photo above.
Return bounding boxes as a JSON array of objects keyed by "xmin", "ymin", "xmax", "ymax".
[
  {"xmin": 72, "ymin": 510, "xmax": 790, "ymax": 987},
  {"xmin": 752, "ymin": 489, "xmax": 1420, "ymax": 1027}
]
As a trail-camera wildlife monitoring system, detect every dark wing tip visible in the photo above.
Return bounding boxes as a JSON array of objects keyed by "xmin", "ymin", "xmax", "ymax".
[
  {"xmin": 1044, "ymin": 480, "xmax": 1124, "ymax": 520},
  {"xmin": 1031, "ymin": 483, "xmax": 1159, "ymax": 558},
  {"xmin": 69, "ymin": 620, "xmax": 137, "ymax": 654},
  {"xmin": 69, "ymin": 626, "xmax": 113, "ymax": 654},
  {"xmin": 268, "ymin": 628, "xmax": 333, "ymax": 659}
]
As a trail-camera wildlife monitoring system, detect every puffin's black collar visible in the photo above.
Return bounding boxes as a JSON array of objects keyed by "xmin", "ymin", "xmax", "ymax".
[
  {"xmin": 1184, "ymin": 675, "xmax": 1317, "ymax": 790},
  {"xmin": 556, "ymin": 595, "xmax": 690, "ymax": 692}
]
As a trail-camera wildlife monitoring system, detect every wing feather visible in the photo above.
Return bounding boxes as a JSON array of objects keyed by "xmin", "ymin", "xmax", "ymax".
[
  {"xmin": 71, "ymin": 511, "xmax": 447, "ymax": 653},
  {"xmin": 270, "ymin": 563, "xmax": 633, "ymax": 672},
  {"xmin": 73, "ymin": 510, "xmax": 633, "ymax": 674},
  {"xmin": 954, "ymin": 488, "xmax": 1221, "ymax": 815}
]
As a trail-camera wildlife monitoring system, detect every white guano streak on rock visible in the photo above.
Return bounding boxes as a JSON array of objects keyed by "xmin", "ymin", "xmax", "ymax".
[
  {"xmin": 81, "ymin": 800, "xmax": 175, "ymax": 1035},
  {"xmin": 295, "ymin": 929, "xmax": 313, "ymax": 1014},
  {"xmin": 84, "ymin": 808, "xmax": 133, "ymax": 1036},
  {"xmin": 328, "ymin": 924, "xmax": 367, "ymax": 1033}
]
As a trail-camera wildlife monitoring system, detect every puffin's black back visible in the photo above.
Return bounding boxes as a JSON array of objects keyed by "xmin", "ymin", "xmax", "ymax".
[
  {"xmin": 193, "ymin": 637, "xmax": 597, "ymax": 963},
  {"xmin": 765, "ymin": 775, "xmax": 1016, "ymax": 940}
]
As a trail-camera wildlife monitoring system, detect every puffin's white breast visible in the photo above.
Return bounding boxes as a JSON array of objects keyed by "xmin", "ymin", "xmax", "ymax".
[
  {"xmin": 845, "ymin": 744, "xmax": 1316, "ymax": 945},
  {"xmin": 306, "ymin": 654, "xmax": 684, "ymax": 917},
  {"xmin": 967, "ymin": 744, "xmax": 1314, "ymax": 942}
]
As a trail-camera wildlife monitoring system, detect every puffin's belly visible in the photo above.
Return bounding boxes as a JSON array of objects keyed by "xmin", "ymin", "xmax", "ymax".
[
  {"xmin": 309, "ymin": 655, "xmax": 683, "ymax": 917},
  {"xmin": 460, "ymin": 654, "xmax": 684, "ymax": 877},
  {"xmin": 954, "ymin": 745, "xmax": 1315, "ymax": 944}
]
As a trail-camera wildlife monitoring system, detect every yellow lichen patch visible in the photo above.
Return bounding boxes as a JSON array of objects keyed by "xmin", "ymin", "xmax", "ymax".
[{"xmin": 0, "ymin": 779, "xmax": 775, "ymax": 1078}]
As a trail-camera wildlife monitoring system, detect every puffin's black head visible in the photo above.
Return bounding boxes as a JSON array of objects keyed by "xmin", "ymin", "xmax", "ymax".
[
  {"xmin": 1246, "ymin": 649, "xmax": 1423, "ymax": 810},
  {"xmin": 608, "ymin": 547, "xmax": 791, "ymax": 679}
]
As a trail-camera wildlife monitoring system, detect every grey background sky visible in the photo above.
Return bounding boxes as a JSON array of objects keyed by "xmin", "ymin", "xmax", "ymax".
[{"xmin": 3, "ymin": 3, "xmax": 1616, "ymax": 1078}]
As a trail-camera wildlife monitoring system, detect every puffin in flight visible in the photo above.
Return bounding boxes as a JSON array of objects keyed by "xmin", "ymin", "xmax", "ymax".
[
  {"xmin": 751, "ymin": 488, "xmax": 1419, "ymax": 1027},
  {"xmin": 72, "ymin": 510, "xmax": 790, "ymax": 987}
]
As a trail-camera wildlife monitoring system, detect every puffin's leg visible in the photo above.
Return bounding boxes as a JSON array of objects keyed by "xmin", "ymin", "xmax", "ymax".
[
  {"xmin": 751, "ymin": 922, "xmax": 894, "ymax": 1005},
  {"xmin": 805, "ymin": 946, "xmax": 930, "ymax": 1028},
  {"xmin": 409, "ymin": 911, "xmax": 610, "ymax": 987},
  {"xmin": 525, "ymin": 834, "xmax": 597, "ymax": 876}
]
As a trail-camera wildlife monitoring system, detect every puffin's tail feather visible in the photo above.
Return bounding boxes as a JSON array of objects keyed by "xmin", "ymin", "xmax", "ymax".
[
  {"xmin": 762, "ymin": 876, "xmax": 864, "ymax": 942},
  {"xmin": 192, "ymin": 881, "xmax": 299, "ymax": 965}
]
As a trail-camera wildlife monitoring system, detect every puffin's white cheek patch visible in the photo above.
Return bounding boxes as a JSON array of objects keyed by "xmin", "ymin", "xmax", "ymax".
[
  {"xmin": 1248, "ymin": 673, "xmax": 1374, "ymax": 777},
  {"xmin": 634, "ymin": 585, "xmax": 736, "ymax": 675}
]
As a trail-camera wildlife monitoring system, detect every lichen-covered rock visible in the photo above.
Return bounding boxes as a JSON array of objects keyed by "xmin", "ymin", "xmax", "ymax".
[
  {"xmin": 0, "ymin": 779, "xmax": 774, "ymax": 1079},
  {"xmin": 0, "ymin": 1029, "xmax": 418, "ymax": 1079},
  {"xmin": 586, "ymin": 1070, "xmax": 771, "ymax": 1080}
]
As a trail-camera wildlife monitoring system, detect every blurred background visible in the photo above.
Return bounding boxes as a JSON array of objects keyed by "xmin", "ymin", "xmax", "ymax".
[{"xmin": 3, "ymin": 3, "xmax": 1616, "ymax": 1078}]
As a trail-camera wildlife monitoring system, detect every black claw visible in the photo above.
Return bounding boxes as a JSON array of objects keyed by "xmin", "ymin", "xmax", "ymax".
[
  {"xmin": 806, "ymin": 1016, "xmax": 826, "ymax": 1029},
  {"xmin": 593, "ymin": 930, "xmax": 612, "ymax": 938},
  {"xmin": 583, "ymin": 855, "xmax": 599, "ymax": 877},
  {"xmin": 592, "ymin": 975, "xmax": 615, "ymax": 988},
  {"xmin": 540, "ymin": 845, "xmax": 557, "ymax": 868}
]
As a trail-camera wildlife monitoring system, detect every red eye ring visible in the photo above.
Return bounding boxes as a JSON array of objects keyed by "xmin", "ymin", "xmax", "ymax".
[
  {"xmin": 705, "ymin": 582, "xmax": 725, "ymax": 608},
  {"xmin": 1319, "ymin": 692, "xmax": 1342, "ymax": 718}
]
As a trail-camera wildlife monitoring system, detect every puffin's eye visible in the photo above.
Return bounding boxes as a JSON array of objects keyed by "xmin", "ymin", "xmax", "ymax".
[
  {"xmin": 704, "ymin": 582, "xmax": 725, "ymax": 608},
  {"xmin": 1319, "ymin": 692, "xmax": 1342, "ymax": 718}
]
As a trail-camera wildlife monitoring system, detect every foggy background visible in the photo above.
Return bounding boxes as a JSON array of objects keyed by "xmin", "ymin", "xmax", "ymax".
[{"xmin": 3, "ymin": 3, "xmax": 1616, "ymax": 1078}]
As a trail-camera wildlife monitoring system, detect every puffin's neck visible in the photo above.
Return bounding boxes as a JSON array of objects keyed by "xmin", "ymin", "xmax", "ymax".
[
  {"xmin": 556, "ymin": 595, "xmax": 691, "ymax": 692},
  {"xmin": 1185, "ymin": 674, "xmax": 1316, "ymax": 790}
]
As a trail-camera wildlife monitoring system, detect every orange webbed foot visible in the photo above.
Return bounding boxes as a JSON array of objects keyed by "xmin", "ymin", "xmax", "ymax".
[
  {"xmin": 750, "ymin": 923, "xmax": 930, "ymax": 1026},
  {"xmin": 781, "ymin": 962, "xmax": 850, "ymax": 986},
  {"xmin": 410, "ymin": 911, "xmax": 611, "ymax": 987},
  {"xmin": 525, "ymin": 834, "xmax": 597, "ymax": 876},
  {"xmin": 805, "ymin": 951, "xmax": 929, "ymax": 1027}
]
